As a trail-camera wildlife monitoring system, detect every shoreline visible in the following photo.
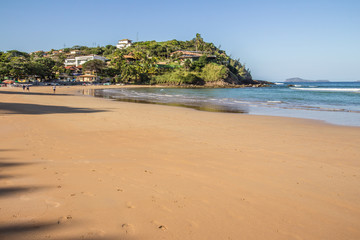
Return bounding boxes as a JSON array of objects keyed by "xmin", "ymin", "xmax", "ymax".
[
  {"xmin": 89, "ymin": 86, "xmax": 360, "ymax": 128},
  {"xmin": 2, "ymin": 84, "xmax": 360, "ymax": 128},
  {"xmin": 1, "ymin": 86, "xmax": 360, "ymax": 239},
  {"xmin": 2, "ymin": 85, "xmax": 360, "ymax": 129}
]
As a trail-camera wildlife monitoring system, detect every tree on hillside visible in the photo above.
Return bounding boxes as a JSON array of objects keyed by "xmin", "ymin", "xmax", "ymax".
[
  {"xmin": 91, "ymin": 47, "xmax": 104, "ymax": 55},
  {"xmin": 0, "ymin": 62, "xmax": 10, "ymax": 80},
  {"xmin": 34, "ymin": 58, "xmax": 56, "ymax": 80},
  {"xmin": 184, "ymin": 59, "xmax": 192, "ymax": 71},
  {"xmin": 6, "ymin": 50, "xmax": 30, "ymax": 60},
  {"xmin": 83, "ymin": 59, "xmax": 106, "ymax": 74},
  {"xmin": 35, "ymin": 58, "xmax": 56, "ymax": 70},
  {"xmin": 194, "ymin": 33, "xmax": 205, "ymax": 51},
  {"xmin": 103, "ymin": 45, "xmax": 116, "ymax": 56},
  {"xmin": 8, "ymin": 58, "xmax": 28, "ymax": 80},
  {"xmin": 191, "ymin": 55, "xmax": 208, "ymax": 72}
]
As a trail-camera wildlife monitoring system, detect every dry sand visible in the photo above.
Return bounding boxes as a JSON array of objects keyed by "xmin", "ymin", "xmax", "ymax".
[{"xmin": 0, "ymin": 85, "xmax": 359, "ymax": 240}]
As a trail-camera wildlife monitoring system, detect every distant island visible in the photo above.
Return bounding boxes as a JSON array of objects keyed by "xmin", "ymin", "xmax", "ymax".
[
  {"xmin": 0, "ymin": 34, "xmax": 270, "ymax": 87},
  {"xmin": 285, "ymin": 77, "xmax": 330, "ymax": 83}
]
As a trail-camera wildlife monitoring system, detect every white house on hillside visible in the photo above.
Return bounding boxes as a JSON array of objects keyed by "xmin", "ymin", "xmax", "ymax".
[
  {"xmin": 64, "ymin": 58, "xmax": 76, "ymax": 66},
  {"xmin": 116, "ymin": 39, "xmax": 132, "ymax": 49},
  {"xmin": 65, "ymin": 55, "xmax": 107, "ymax": 67}
]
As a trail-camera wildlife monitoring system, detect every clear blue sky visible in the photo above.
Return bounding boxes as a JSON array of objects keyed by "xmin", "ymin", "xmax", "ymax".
[{"xmin": 1, "ymin": 0, "xmax": 359, "ymax": 81}]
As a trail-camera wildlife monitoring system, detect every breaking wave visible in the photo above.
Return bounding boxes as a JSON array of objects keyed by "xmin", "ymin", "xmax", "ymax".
[{"xmin": 291, "ymin": 87, "xmax": 360, "ymax": 93}]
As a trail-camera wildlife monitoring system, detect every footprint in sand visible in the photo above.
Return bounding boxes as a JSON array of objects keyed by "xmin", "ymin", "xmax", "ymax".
[
  {"xmin": 81, "ymin": 192, "xmax": 95, "ymax": 197},
  {"xmin": 81, "ymin": 230, "xmax": 106, "ymax": 238},
  {"xmin": 160, "ymin": 205, "xmax": 173, "ymax": 213},
  {"xmin": 121, "ymin": 223, "xmax": 135, "ymax": 234},
  {"xmin": 158, "ymin": 225, "xmax": 167, "ymax": 230},
  {"xmin": 151, "ymin": 220, "xmax": 167, "ymax": 231},
  {"xmin": 57, "ymin": 215, "xmax": 72, "ymax": 224},
  {"xmin": 126, "ymin": 202, "xmax": 135, "ymax": 209},
  {"xmin": 45, "ymin": 199, "xmax": 60, "ymax": 208},
  {"xmin": 186, "ymin": 220, "xmax": 199, "ymax": 228},
  {"xmin": 20, "ymin": 195, "xmax": 31, "ymax": 201}
]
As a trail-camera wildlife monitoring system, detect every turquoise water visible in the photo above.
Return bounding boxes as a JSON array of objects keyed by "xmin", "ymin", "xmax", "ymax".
[{"xmin": 95, "ymin": 82, "xmax": 360, "ymax": 126}]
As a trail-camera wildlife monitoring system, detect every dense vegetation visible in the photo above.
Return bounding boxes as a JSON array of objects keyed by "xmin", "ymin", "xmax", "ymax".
[
  {"xmin": 0, "ymin": 34, "xmax": 254, "ymax": 86},
  {"xmin": 0, "ymin": 50, "xmax": 62, "ymax": 81}
]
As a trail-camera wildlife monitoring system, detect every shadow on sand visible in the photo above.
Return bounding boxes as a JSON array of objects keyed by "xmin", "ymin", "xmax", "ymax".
[
  {"xmin": 0, "ymin": 186, "xmax": 45, "ymax": 198},
  {"xmin": 0, "ymin": 102, "xmax": 107, "ymax": 115},
  {"xmin": 0, "ymin": 90, "xmax": 69, "ymax": 96},
  {"xmin": 0, "ymin": 149, "xmax": 19, "ymax": 152},
  {"xmin": 0, "ymin": 161, "xmax": 33, "ymax": 168},
  {"xmin": 0, "ymin": 157, "xmax": 34, "ymax": 169},
  {"xmin": 0, "ymin": 157, "xmax": 42, "ymax": 198},
  {"xmin": 0, "ymin": 174, "xmax": 13, "ymax": 179},
  {"xmin": 0, "ymin": 221, "xmax": 135, "ymax": 240},
  {"xmin": 0, "ymin": 221, "xmax": 59, "ymax": 237},
  {"xmin": 0, "ymin": 150, "xmax": 135, "ymax": 239}
]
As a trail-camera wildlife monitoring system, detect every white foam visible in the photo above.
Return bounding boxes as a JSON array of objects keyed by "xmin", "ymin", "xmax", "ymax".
[
  {"xmin": 234, "ymin": 100, "xmax": 249, "ymax": 104},
  {"xmin": 291, "ymin": 87, "xmax": 360, "ymax": 93}
]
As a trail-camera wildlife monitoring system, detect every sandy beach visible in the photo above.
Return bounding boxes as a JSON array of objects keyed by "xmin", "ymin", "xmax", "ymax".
[{"xmin": 0, "ymin": 85, "xmax": 359, "ymax": 240}]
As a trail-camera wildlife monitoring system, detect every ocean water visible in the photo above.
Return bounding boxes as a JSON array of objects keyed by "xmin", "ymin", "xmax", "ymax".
[{"xmin": 94, "ymin": 82, "xmax": 360, "ymax": 127}]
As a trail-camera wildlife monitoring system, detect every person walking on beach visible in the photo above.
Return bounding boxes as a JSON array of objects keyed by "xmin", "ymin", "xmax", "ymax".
[
  {"xmin": 53, "ymin": 85, "xmax": 56, "ymax": 94},
  {"xmin": 22, "ymin": 85, "xmax": 25, "ymax": 91},
  {"xmin": 26, "ymin": 85, "xmax": 30, "ymax": 91}
]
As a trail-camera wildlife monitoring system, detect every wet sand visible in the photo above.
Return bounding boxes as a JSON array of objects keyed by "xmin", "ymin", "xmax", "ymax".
[{"xmin": 1, "ymin": 86, "xmax": 360, "ymax": 240}]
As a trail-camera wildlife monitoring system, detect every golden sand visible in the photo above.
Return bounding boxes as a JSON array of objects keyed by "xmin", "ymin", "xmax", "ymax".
[{"xmin": 1, "ymin": 86, "xmax": 359, "ymax": 239}]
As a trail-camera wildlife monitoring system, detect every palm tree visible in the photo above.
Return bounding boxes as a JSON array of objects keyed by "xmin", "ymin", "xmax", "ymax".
[{"xmin": 194, "ymin": 33, "xmax": 204, "ymax": 52}]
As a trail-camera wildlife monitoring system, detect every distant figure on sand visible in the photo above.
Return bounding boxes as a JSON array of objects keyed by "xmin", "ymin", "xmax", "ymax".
[
  {"xmin": 22, "ymin": 85, "xmax": 25, "ymax": 91},
  {"xmin": 26, "ymin": 85, "xmax": 29, "ymax": 91},
  {"xmin": 53, "ymin": 86, "xmax": 56, "ymax": 94}
]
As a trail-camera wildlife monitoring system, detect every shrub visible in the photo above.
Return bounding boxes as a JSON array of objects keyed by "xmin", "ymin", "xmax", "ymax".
[
  {"xmin": 151, "ymin": 69, "xmax": 204, "ymax": 85},
  {"xmin": 201, "ymin": 63, "xmax": 228, "ymax": 82}
]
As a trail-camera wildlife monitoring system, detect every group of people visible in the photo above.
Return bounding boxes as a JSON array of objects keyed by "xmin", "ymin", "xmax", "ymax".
[
  {"xmin": 22, "ymin": 85, "xmax": 56, "ymax": 93},
  {"xmin": 22, "ymin": 85, "xmax": 30, "ymax": 91}
]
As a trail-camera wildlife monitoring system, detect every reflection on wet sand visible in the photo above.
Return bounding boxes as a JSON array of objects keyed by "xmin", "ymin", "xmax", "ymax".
[{"xmin": 83, "ymin": 88, "xmax": 248, "ymax": 114}]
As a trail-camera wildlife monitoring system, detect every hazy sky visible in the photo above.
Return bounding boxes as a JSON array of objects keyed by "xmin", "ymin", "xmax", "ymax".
[{"xmin": 1, "ymin": 0, "xmax": 359, "ymax": 81}]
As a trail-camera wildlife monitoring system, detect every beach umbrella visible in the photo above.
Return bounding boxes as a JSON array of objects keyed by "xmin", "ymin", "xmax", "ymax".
[{"xmin": 2, "ymin": 80, "xmax": 15, "ymax": 84}]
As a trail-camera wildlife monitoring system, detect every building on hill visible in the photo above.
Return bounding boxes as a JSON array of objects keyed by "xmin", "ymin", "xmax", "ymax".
[
  {"xmin": 76, "ymin": 74, "xmax": 99, "ymax": 82},
  {"xmin": 65, "ymin": 58, "xmax": 76, "ymax": 66},
  {"xmin": 170, "ymin": 50, "xmax": 216, "ymax": 62},
  {"xmin": 116, "ymin": 39, "xmax": 132, "ymax": 49},
  {"xmin": 75, "ymin": 55, "xmax": 107, "ymax": 67},
  {"xmin": 123, "ymin": 54, "xmax": 136, "ymax": 62},
  {"xmin": 70, "ymin": 50, "xmax": 82, "ymax": 55},
  {"xmin": 30, "ymin": 51, "xmax": 45, "ymax": 59},
  {"xmin": 30, "ymin": 51, "xmax": 45, "ymax": 55},
  {"xmin": 64, "ymin": 66, "xmax": 82, "ymax": 76},
  {"xmin": 64, "ymin": 55, "xmax": 107, "ymax": 67}
]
